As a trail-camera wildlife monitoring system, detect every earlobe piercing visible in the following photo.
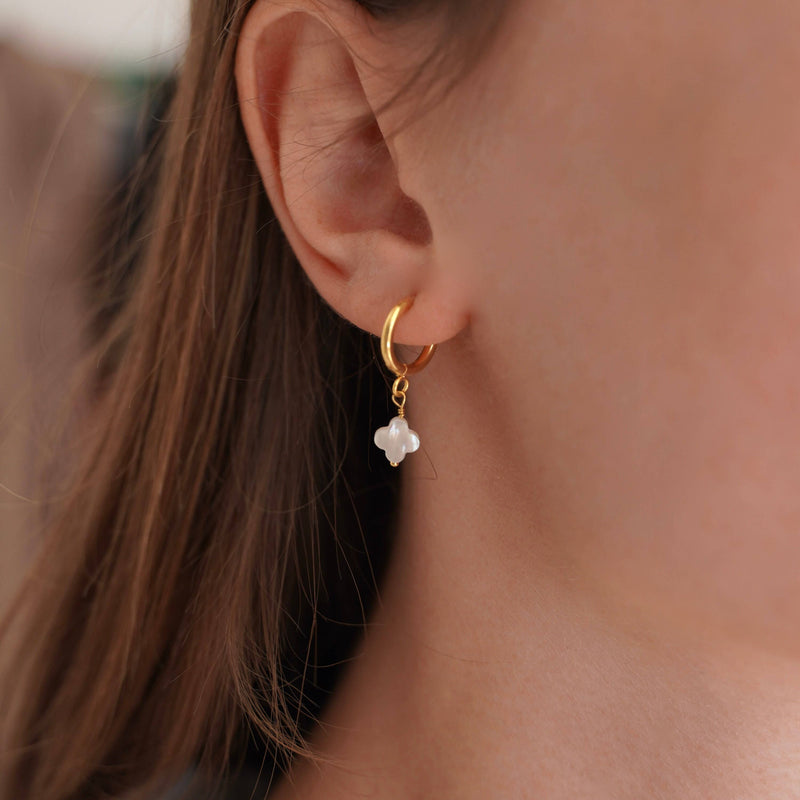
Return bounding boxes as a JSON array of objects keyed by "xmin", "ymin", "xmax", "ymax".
[{"xmin": 374, "ymin": 296, "xmax": 437, "ymax": 467}]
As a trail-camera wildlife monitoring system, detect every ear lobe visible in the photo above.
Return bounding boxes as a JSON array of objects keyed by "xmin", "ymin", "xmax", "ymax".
[{"xmin": 234, "ymin": 0, "xmax": 468, "ymax": 345}]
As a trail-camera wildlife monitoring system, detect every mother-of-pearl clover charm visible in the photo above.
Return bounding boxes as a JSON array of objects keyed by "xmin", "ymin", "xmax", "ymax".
[{"xmin": 374, "ymin": 415, "xmax": 420, "ymax": 466}]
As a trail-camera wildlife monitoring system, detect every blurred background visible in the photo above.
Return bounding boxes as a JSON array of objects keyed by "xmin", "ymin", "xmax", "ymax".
[{"xmin": 0, "ymin": 0, "xmax": 189, "ymax": 612}]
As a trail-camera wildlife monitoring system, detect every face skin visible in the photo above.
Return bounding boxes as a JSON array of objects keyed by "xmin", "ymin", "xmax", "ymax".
[
  {"xmin": 419, "ymin": 0, "xmax": 800, "ymax": 658},
  {"xmin": 236, "ymin": 0, "xmax": 800, "ymax": 796}
]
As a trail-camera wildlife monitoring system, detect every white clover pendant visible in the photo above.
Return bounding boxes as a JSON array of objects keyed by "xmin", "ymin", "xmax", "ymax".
[{"xmin": 374, "ymin": 415, "xmax": 420, "ymax": 467}]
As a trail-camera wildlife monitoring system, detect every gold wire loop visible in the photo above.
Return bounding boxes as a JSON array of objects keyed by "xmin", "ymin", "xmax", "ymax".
[
  {"xmin": 391, "ymin": 374, "xmax": 409, "ymax": 417},
  {"xmin": 380, "ymin": 297, "xmax": 437, "ymax": 377},
  {"xmin": 391, "ymin": 376, "xmax": 410, "ymax": 396}
]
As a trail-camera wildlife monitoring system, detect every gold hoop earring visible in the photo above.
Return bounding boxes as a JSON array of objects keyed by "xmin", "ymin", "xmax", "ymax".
[{"xmin": 374, "ymin": 296, "xmax": 437, "ymax": 467}]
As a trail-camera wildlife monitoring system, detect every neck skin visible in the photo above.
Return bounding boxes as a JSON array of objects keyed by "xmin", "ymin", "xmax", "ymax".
[{"xmin": 270, "ymin": 336, "xmax": 800, "ymax": 800}]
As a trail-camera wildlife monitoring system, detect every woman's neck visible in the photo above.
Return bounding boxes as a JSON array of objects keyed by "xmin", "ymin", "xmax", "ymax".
[{"xmin": 269, "ymin": 352, "xmax": 800, "ymax": 800}]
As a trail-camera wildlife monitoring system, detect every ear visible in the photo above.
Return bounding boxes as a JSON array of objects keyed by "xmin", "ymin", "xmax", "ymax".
[{"xmin": 234, "ymin": 0, "xmax": 468, "ymax": 345}]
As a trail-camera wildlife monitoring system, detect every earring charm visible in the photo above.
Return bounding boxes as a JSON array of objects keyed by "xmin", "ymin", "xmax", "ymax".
[{"xmin": 373, "ymin": 296, "xmax": 436, "ymax": 466}]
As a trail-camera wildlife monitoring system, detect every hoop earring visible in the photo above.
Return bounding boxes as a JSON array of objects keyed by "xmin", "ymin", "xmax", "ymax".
[{"xmin": 373, "ymin": 296, "xmax": 437, "ymax": 467}]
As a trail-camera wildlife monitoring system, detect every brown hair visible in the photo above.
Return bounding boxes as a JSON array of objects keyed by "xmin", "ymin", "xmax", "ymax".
[{"xmin": 0, "ymin": 1, "xmax": 506, "ymax": 798}]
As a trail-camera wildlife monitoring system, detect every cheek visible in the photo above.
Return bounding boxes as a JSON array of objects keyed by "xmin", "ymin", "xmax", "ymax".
[{"xmin": 428, "ymin": 0, "xmax": 800, "ymax": 653}]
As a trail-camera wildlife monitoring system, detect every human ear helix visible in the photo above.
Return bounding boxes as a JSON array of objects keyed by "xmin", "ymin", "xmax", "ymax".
[{"xmin": 373, "ymin": 297, "xmax": 437, "ymax": 467}]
